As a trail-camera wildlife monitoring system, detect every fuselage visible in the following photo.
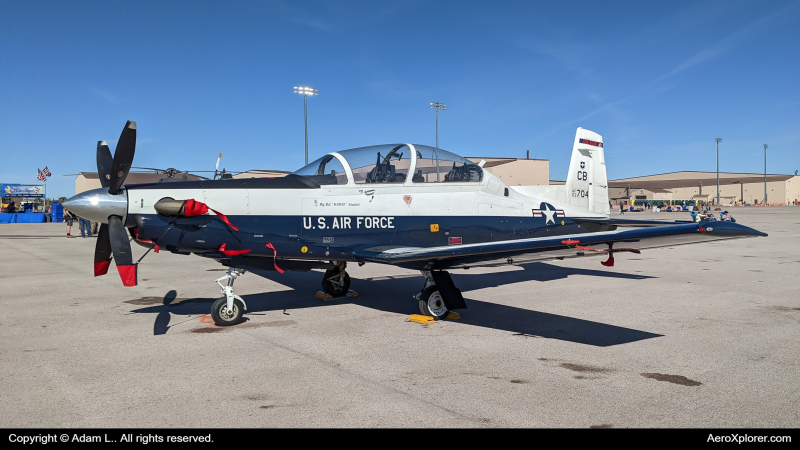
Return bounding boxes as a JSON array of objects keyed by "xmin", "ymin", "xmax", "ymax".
[{"xmin": 125, "ymin": 172, "xmax": 604, "ymax": 263}]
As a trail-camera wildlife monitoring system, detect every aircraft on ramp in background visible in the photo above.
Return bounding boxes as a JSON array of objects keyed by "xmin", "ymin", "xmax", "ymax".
[{"xmin": 63, "ymin": 121, "xmax": 767, "ymax": 326}]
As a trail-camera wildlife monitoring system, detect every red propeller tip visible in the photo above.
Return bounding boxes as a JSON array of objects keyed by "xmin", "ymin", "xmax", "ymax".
[
  {"xmin": 117, "ymin": 264, "xmax": 138, "ymax": 287},
  {"xmin": 94, "ymin": 260, "xmax": 111, "ymax": 277}
]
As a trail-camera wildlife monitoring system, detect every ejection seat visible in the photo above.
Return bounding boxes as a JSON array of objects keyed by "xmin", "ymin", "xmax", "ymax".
[
  {"xmin": 444, "ymin": 162, "xmax": 482, "ymax": 182},
  {"xmin": 365, "ymin": 151, "xmax": 404, "ymax": 183}
]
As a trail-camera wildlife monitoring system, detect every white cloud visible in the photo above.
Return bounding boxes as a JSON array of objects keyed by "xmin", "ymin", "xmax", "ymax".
[{"xmin": 95, "ymin": 89, "xmax": 120, "ymax": 104}]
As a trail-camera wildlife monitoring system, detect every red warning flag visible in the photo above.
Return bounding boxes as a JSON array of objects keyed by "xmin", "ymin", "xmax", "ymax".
[{"xmin": 183, "ymin": 199, "xmax": 240, "ymax": 231}]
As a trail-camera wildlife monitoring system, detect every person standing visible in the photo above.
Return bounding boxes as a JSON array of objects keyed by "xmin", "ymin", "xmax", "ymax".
[
  {"xmin": 79, "ymin": 215, "xmax": 92, "ymax": 238},
  {"xmin": 619, "ymin": 202, "xmax": 625, "ymax": 215},
  {"xmin": 64, "ymin": 209, "xmax": 76, "ymax": 238}
]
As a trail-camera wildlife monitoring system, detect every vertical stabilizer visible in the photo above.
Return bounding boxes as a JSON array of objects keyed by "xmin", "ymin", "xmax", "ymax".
[{"xmin": 565, "ymin": 127, "xmax": 609, "ymax": 215}]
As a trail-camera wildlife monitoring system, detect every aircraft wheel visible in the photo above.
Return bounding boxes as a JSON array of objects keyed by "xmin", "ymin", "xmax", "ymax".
[
  {"xmin": 321, "ymin": 269, "xmax": 350, "ymax": 297},
  {"xmin": 210, "ymin": 297, "xmax": 244, "ymax": 326},
  {"xmin": 418, "ymin": 286, "xmax": 449, "ymax": 320}
]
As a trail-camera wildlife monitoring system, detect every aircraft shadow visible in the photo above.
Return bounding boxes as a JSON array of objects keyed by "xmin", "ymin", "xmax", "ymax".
[{"xmin": 132, "ymin": 262, "xmax": 661, "ymax": 346}]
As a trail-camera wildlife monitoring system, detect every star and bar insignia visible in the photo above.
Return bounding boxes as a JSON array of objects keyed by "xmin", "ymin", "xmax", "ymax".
[{"xmin": 532, "ymin": 202, "xmax": 565, "ymax": 225}]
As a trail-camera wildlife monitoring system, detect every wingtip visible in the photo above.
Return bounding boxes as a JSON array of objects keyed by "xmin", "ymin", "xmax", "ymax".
[{"xmin": 126, "ymin": 120, "xmax": 137, "ymax": 130}]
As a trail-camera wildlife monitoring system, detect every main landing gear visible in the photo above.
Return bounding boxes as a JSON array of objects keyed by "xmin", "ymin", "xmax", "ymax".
[
  {"xmin": 415, "ymin": 270, "xmax": 467, "ymax": 320},
  {"xmin": 321, "ymin": 261, "xmax": 350, "ymax": 297},
  {"xmin": 211, "ymin": 268, "xmax": 248, "ymax": 326}
]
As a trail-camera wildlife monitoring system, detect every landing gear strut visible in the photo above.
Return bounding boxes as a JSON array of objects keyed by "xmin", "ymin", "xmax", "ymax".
[
  {"xmin": 211, "ymin": 268, "xmax": 248, "ymax": 326},
  {"xmin": 416, "ymin": 270, "xmax": 449, "ymax": 320},
  {"xmin": 321, "ymin": 261, "xmax": 350, "ymax": 297}
]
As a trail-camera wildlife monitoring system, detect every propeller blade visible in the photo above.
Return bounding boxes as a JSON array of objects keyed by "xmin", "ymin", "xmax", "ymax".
[
  {"xmin": 108, "ymin": 215, "xmax": 137, "ymax": 286},
  {"xmin": 94, "ymin": 223, "xmax": 112, "ymax": 276},
  {"xmin": 97, "ymin": 141, "xmax": 113, "ymax": 189},
  {"xmin": 109, "ymin": 120, "xmax": 137, "ymax": 195},
  {"xmin": 216, "ymin": 153, "xmax": 221, "ymax": 171}
]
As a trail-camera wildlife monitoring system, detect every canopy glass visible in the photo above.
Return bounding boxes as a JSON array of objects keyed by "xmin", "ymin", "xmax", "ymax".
[{"xmin": 292, "ymin": 144, "xmax": 482, "ymax": 185}]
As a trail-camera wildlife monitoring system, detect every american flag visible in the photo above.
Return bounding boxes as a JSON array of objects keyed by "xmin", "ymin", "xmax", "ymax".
[
  {"xmin": 37, "ymin": 168, "xmax": 46, "ymax": 181},
  {"xmin": 43, "ymin": 166, "xmax": 51, "ymax": 177}
]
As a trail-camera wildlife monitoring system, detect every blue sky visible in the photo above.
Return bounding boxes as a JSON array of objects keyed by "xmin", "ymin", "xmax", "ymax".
[{"xmin": 1, "ymin": 0, "xmax": 798, "ymax": 198}]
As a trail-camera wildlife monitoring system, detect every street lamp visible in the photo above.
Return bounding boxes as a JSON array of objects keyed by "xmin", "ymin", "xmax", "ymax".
[
  {"xmin": 763, "ymin": 144, "xmax": 768, "ymax": 204},
  {"xmin": 429, "ymin": 102, "xmax": 446, "ymax": 148},
  {"xmin": 294, "ymin": 85, "xmax": 319, "ymax": 165},
  {"xmin": 715, "ymin": 138, "xmax": 722, "ymax": 205}
]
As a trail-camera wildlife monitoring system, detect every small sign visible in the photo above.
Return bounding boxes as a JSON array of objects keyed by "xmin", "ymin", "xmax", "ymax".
[
  {"xmin": 448, "ymin": 237, "xmax": 462, "ymax": 245},
  {"xmin": 403, "ymin": 196, "xmax": 412, "ymax": 204}
]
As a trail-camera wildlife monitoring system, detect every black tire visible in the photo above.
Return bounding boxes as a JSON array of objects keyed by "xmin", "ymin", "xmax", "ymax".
[
  {"xmin": 210, "ymin": 297, "xmax": 244, "ymax": 326},
  {"xmin": 418, "ymin": 285, "xmax": 448, "ymax": 320},
  {"xmin": 321, "ymin": 269, "xmax": 350, "ymax": 297}
]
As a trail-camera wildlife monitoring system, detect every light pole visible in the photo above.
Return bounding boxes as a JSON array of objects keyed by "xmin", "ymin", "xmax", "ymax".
[
  {"xmin": 429, "ymin": 102, "xmax": 446, "ymax": 148},
  {"xmin": 763, "ymin": 144, "xmax": 768, "ymax": 204},
  {"xmin": 293, "ymin": 86, "xmax": 318, "ymax": 165},
  {"xmin": 715, "ymin": 138, "xmax": 722, "ymax": 205}
]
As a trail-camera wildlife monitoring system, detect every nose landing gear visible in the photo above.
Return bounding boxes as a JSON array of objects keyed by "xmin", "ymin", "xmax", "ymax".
[{"xmin": 211, "ymin": 268, "xmax": 248, "ymax": 326}]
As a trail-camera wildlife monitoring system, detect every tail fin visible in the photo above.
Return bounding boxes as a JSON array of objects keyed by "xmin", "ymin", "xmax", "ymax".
[{"xmin": 565, "ymin": 127, "xmax": 609, "ymax": 215}]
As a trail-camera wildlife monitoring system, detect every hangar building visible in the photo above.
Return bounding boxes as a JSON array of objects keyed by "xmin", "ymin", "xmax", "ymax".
[
  {"xmin": 608, "ymin": 171, "xmax": 800, "ymax": 206},
  {"xmin": 465, "ymin": 156, "xmax": 549, "ymax": 186}
]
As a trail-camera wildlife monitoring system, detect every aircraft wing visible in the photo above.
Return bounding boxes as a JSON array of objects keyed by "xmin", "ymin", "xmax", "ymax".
[
  {"xmin": 351, "ymin": 220, "xmax": 767, "ymax": 270},
  {"xmin": 569, "ymin": 217, "xmax": 695, "ymax": 227}
]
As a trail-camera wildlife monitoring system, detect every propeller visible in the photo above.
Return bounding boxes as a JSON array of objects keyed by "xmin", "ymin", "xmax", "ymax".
[{"xmin": 94, "ymin": 120, "xmax": 138, "ymax": 286}]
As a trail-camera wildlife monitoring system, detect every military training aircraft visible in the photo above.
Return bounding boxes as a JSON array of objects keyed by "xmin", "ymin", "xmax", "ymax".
[{"xmin": 63, "ymin": 121, "xmax": 767, "ymax": 326}]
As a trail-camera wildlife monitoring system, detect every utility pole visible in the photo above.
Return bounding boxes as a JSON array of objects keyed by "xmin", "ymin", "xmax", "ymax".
[
  {"xmin": 293, "ymin": 86, "xmax": 318, "ymax": 165},
  {"xmin": 764, "ymin": 144, "xmax": 768, "ymax": 204},
  {"xmin": 715, "ymin": 138, "xmax": 722, "ymax": 205}
]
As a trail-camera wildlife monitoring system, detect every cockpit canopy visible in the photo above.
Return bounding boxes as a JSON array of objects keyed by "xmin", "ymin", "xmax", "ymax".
[{"xmin": 292, "ymin": 144, "xmax": 483, "ymax": 186}]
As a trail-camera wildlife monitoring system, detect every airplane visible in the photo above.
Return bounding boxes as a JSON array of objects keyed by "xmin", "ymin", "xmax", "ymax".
[{"xmin": 63, "ymin": 121, "xmax": 767, "ymax": 326}]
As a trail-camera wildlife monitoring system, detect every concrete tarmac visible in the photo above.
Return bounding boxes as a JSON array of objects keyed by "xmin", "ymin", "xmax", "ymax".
[{"xmin": 1, "ymin": 207, "xmax": 797, "ymax": 428}]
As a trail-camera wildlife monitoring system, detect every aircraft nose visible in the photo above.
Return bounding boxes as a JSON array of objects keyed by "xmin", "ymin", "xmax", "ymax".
[{"xmin": 61, "ymin": 188, "xmax": 127, "ymax": 224}]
